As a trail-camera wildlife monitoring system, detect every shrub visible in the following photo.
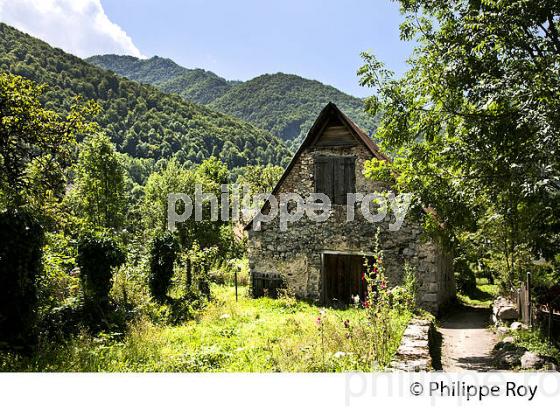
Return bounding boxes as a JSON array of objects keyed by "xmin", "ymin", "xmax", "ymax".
[
  {"xmin": 390, "ymin": 263, "xmax": 417, "ymax": 312},
  {"xmin": 148, "ymin": 231, "xmax": 179, "ymax": 303},
  {"xmin": 77, "ymin": 231, "xmax": 125, "ymax": 318},
  {"xmin": 0, "ymin": 210, "xmax": 44, "ymax": 349},
  {"xmin": 454, "ymin": 256, "xmax": 476, "ymax": 295}
]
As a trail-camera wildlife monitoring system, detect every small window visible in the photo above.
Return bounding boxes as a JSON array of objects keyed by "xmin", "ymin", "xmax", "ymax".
[{"xmin": 314, "ymin": 156, "xmax": 356, "ymax": 205}]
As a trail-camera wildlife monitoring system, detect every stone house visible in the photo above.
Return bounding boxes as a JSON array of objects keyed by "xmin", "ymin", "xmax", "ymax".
[{"xmin": 246, "ymin": 103, "xmax": 455, "ymax": 313}]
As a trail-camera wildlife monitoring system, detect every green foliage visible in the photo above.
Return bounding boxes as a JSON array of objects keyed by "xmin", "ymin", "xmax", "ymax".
[
  {"xmin": 209, "ymin": 73, "xmax": 379, "ymax": 141},
  {"xmin": 0, "ymin": 285, "xmax": 410, "ymax": 372},
  {"xmin": 454, "ymin": 255, "xmax": 477, "ymax": 295},
  {"xmin": 0, "ymin": 209, "xmax": 44, "ymax": 349},
  {"xmin": 38, "ymin": 232, "xmax": 80, "ymax": 315},
  {"xmin": 456, "ymin": 281, "xmax": 498, "ymax": 308},
  {"xmin": 0, "ymin": 23, "xmax": 290, "ymax": 168},
  {"xmin": 142, "ymin": 158, "xmax": 233, "ymax": 252},
  {"xmin": 361, "ymin": 231, "xmax": 399, "ymax": 367},
  {"xmin": 209, "ymin": 258, "xmax": 250, "ymax": 286},
  {"xmin": 86, "ymin": 55, "xmax": 235, "ymax": 104},
  {"xmin": 512, "ymin": 328, "xmax": 560, "ymax": 362},
  {"xmin": 70, "ymin": 133, "xmax": 127, "ymax": 231},
  {"xmin": 149, "ymin": 231, "xmax": 180, "ymax": 303},
  {"xmin": 87, "ymin": 55, "xmax": 379, "ymax": 142},
  {"xmin": 360, "ymin": 0, "xmax": 560, "ymax": 287},
  {"xmin": 196, "ymin": 155, "xmax": 229, "ymax": 185},
  {"xmin": 390, "ymin": 262, "xmax": 418, "ymax": 312},
  {"xmin": 77, "ymin": 231, "xmax": 125, "ymax": 311},
  {"xmin": 236, "ymin": 164, "xmax": 283, "ymax": 195},
  {"xmin": 0, "ymin": 72, "xmax": 98, "ymax": 213},
  {"xmin": 182, "ymin": 243, "xmax": 217, "ymax": 300}
]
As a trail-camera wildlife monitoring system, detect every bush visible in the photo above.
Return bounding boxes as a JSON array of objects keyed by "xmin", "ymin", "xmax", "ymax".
[
  {"xmin": 0, "ymin": 210, "xmax": 44, "ymax": 349},
  {"xmin": 148, "ymin": 231, "xmax": 179, "ymax": 303},
  {"xmin": 454, "ymin": 256, "xmax": 476, "ymax": 295},
  {"xmin": 209, "ymin": 258, "xmax": 250, "ymax": 286},
  {"xmin": 77, "ymin": 231, "xmax": 125, "ymax": 318},
  {"xmin": 390, "ymin": 263, "xmax": 417, "ymax": 312}
]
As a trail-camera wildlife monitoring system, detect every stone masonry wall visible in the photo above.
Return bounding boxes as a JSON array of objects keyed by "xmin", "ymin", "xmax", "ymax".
[{"xmin": 247, "ymin": 143, "xmax": 455, "ymax": 313}]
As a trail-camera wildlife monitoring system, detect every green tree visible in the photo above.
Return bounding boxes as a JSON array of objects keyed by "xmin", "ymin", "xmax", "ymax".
[
  {"xmin": 0, "ymin": 72, "xmax": 98, "ymax": 213},
  {"xmin": 237, "ymin": 165, "xmax": 284, "ymax": 195},
  {"xmin": 148, "ymin": 231, "xmax": 180, "ymax": 303},
  {"xmin": 142, "ymin": 159, "xmax": 234, "ymax": 252},
  {"xmin": 72, "ymin": 133, "xmax": 127, "ymax": 231},
  {"xmin": 77, "ymin": 230, "xmax": 125, "ymax": 324},
  {"xmin": 359, "ymin": 0, "xmax": 560, "ymax": 286},
  {"xmin": 197, "ymin": 156, "xmax": 229, "ymax": 185},
  {"xmin": 0, "ymin": 73, "xmax": 95, "ymax": 348}
]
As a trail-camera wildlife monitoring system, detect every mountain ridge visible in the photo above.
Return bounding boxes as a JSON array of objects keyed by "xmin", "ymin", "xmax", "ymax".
[
  {"xmin": 0, "ymin": 23, "xmax": 289, "ymax": 168},
  {"xmin": 87, "ymin": 55, "xmax": 379, "ymax": 141}
]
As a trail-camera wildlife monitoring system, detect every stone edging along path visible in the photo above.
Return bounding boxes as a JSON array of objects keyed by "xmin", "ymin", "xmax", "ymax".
[{"xmin": 390, "ymin": 318, "xmax": 433, "ymax": 371}]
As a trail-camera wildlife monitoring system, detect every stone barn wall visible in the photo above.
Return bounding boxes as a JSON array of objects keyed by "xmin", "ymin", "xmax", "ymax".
[{"xmin": 247, "ymin": 142, "xmax": 455, "ymax": 313}]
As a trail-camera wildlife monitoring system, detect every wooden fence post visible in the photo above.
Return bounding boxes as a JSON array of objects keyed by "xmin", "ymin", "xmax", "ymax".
[{"xmin": 527, "ymin": 272, "xmax": 532, "ymax": 328}]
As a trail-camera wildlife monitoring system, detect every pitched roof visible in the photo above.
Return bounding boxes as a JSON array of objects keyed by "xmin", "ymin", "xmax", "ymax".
[
  {"xmin": 244, "ymin": 102, "xmax": 387, "ymax": 230},
  {"xmin": 269, "ymin": 102, "xmax": 387, "ymax": 197}
]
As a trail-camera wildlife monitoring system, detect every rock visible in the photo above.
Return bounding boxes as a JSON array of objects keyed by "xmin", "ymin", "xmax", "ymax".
[
  {"xmin": 542, "ymin": 361, "xmax": 558, "ymax": 372},
  {"xmin": 390, "ymin": 358, "xmax": 430, "ymax": 372},
  {"xmin": 391, "ymin": 319, "xmax": 432, "ymax": 371},
  {"xmin": 496, "ymin": 326, "xmax": 509, "ymax": 335},
  {"xmin": 502, "ymin": 336, "xmax": 515, "ymax": 344},
  {"xmin": 493, "ymin": 341, "xmax": 517, "ymax": 352},
  {"xmin": 520, "ymin": 351, "xmax": 545, "ymax": 370},
  {"xmin": 492, "ymin": 297, "xmax": 519, "ymax": 321},
  {"xmin": 495, "ymin": 347, "xmax": 526, "ymax": 369},
  {"xmin": 510, "ymin": 321, "xmax": 526, "ymax": 331},
  {"xmin": 498, "ymin": 306, "xmax": 519, "ymax": 320}
]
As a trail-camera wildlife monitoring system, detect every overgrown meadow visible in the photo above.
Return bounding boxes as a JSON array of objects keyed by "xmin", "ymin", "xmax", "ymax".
[{"xmin": 0, "ymin": 285, "xmax": 410, "ymax": 372}]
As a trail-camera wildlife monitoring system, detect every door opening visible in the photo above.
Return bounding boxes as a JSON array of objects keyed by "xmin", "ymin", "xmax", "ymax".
[{"xmin": 322, "ymin": 253, "xmax": 373, "ymax": 305}]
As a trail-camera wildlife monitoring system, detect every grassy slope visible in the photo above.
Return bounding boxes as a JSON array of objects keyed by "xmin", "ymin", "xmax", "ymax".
[{"xmin": 0, "ymin": 286, "xmax": 410, "ymax": 372}]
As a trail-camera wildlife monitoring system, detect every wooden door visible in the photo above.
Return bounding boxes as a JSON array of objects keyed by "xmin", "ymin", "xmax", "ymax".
[{"xmin": 322, "ymin": 253, "xmax": 368, "ymax": 305}]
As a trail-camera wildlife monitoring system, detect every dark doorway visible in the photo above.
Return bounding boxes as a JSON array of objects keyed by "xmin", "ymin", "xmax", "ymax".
[{"xmin": 322, "ymin": 253, "xmax": 371, "ymax": 305}]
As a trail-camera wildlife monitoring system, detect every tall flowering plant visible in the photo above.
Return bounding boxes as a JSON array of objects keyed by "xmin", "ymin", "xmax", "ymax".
[{"xmin": 361, "ymin": 229, "xmax": 394, "ymax": 368}]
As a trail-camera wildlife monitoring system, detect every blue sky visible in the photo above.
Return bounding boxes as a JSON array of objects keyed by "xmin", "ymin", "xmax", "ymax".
[
  {"xmin": 0, "ymin": 0, "xmax": 415, "ymax": 97},
  {"xmin": 101, "ymin": 0, "xmax": 414, "ymax": 97}
]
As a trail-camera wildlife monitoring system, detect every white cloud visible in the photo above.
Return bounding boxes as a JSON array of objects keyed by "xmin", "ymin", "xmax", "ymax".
[{"xmin": 0, "ymin": 0, "xmax": 144, "ymax": 58}]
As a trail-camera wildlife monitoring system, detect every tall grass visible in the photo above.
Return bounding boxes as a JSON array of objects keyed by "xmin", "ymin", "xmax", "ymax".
[{"xmin": 0, "ymin": 285, "xmax": 410, "ymax": 372}]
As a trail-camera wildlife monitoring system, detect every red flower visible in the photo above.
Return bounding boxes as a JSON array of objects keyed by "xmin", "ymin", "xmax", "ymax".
[
  {"xmin": 315, "ymin": 316, "xmax": 322, "ymax": 326},
  {"xmin": 361, "ymin": 272, "xmax": 366, "ymax": 280}
]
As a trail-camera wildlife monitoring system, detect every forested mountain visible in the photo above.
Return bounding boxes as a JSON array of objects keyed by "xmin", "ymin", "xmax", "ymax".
[
  {"xmin": 0, "ymin": 23, "xmax": 289, "ymax": 168},
  {"xmin": 209, "ymin": 73, "xmax": 379, "ymax": 141},
  {"xmin": 86, "ymin": 55, "xmax": 235, "ymax": 104},
  {"xmin": 88, "ymin": 55, "xmax": 378, "ymax": 141}
]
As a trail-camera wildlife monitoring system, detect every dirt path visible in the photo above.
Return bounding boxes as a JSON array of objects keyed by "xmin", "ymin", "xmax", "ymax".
[{"xmin": 438, "ymin": 305, "xmax": 498, "ymax": 372}]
